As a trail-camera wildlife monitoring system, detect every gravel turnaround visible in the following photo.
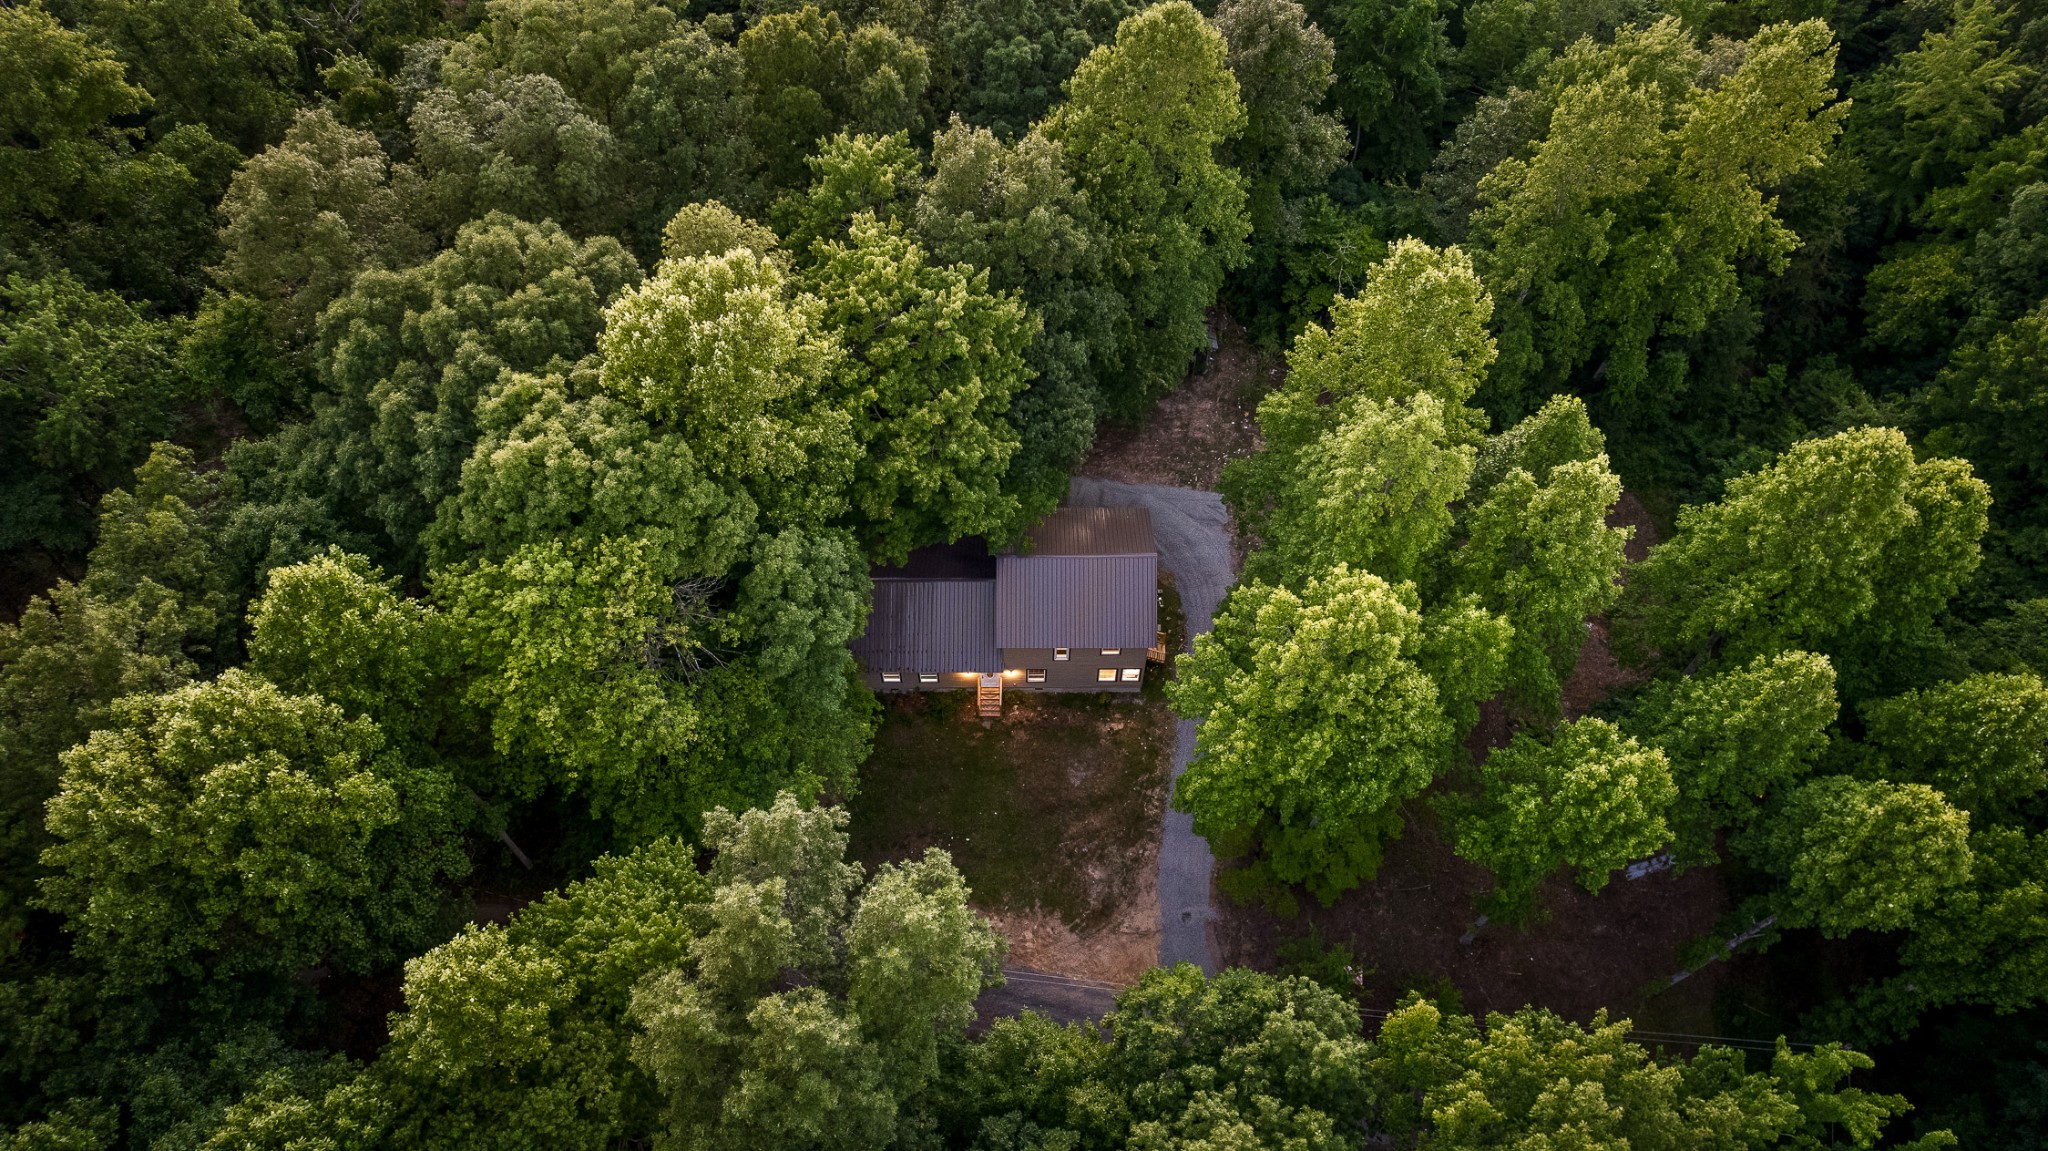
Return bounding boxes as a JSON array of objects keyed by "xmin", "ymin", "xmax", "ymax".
[{"xmin": 1067, "ymin": 478, "xmax": 1236, "ymax": 973}]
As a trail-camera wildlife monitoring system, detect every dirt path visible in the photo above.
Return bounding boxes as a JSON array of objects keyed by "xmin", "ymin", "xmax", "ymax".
[{"xmin": 1079, "ymin": 311, "xmax": 1269, "ymax": 491}]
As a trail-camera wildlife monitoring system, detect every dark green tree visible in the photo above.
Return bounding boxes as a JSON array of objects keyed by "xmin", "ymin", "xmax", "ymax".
[{"xmin": 1044, "ymin": 0, "xmax": 1250, "ymax": 416}]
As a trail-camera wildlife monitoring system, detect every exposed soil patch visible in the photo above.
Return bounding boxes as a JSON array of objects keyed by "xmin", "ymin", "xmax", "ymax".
[
  {"xmin": 847, "ymin": 682, "xmax": 1176, "ymax": 986},
  {"xmin": 1080, "ymin": 310, "xmax": 1273, "ymax": 491},
  {"xmin": 1210, "ymin": 488, "xmax": 1725, "ymax": 1031},
  {"xmin": 1211, "ymin": 804, "xmax": 1728, "ymax": 1032},
  {"xmin": 1559, "ymin": 491, "xmax": 1663, "ymax": 718}
]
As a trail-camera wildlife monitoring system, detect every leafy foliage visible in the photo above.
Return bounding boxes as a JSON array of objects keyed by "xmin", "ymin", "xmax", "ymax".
[
  {"xmin": 1448, "ymin": 717, "xmax": 1675, "ymax": 917},
  {"xmin": 40, "ymin": 669, "xmax": 466, "ymax": 987}
]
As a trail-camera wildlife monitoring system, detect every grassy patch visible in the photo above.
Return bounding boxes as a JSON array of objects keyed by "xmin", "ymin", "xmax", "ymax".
[{"xmin": 847, "ymin": 681, "xmax": 1173, "ymax": 932}]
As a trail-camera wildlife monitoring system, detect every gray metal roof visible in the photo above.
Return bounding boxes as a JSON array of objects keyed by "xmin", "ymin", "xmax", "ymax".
[
  {"xmin": 1016, "ymin": 507, "xmax": 1156, "ymax": 557},
  {"xmin": 995, "ymin": 554, "xmax": 1158, "ymax": 649},
  {"xmin": 850, "ymin": 579, "xmax": 1001, "ymax": 673}
]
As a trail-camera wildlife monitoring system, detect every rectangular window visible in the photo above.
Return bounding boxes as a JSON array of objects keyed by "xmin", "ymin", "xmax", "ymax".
[
  {"xmin": 1026, "ymin": 669, "xmax": 1046, "ymax": 683},
  {"xmin": 1097, "ymin": 668, "xmax": 1117, "ymax": 683},
  {"xmin": 1121, "ymin": 668, "xmax": 1141, "ymax": 682},
  {"xmin": 881, "ymin": 672, "xmax": 901, "ymax": 684},
  {"xmin": 1101, "ymin": 648, "xmax": 1120, "ymax": 656},
  {"xmin": 1054, "ymin": 647, "xmax": 1069, "ymax": 661},
  {"xmin": 918, "ymin": 672, "xmax": 938, "ymax": 685}
]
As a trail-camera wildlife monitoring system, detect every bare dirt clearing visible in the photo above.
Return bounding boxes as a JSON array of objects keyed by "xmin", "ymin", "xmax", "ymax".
[
  {"xmin": 1080, "ymin": 311, "xmax": 1271, "ymax": 491},
  {"xmin": 847, "ymin": 684, "xmax": 1176, "ymax": 985}
]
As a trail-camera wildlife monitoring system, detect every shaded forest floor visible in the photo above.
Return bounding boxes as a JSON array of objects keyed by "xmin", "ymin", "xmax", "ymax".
[{"xmin": 1210, "ymin": 490, "xmax": 1733, "ymax": 1033}]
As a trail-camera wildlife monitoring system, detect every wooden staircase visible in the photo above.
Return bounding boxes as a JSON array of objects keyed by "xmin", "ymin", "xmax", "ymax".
[
  {"xmin": 1146, "ymin": 628, "xmax": 1169, "ymax": 664},
  {"xmin": 977, "ymin": 674, "xmax": 1003, "ymax": 717}
]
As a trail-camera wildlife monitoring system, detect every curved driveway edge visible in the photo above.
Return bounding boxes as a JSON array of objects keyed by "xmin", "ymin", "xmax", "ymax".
[{"xmin": 1067, "ymin": 478, "xmax": 1235, "ymax": 973}]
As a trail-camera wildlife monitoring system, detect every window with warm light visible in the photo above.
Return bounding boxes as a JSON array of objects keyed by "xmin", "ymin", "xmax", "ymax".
[
  {"xmin": 1097, "ymin": 668, "xmax": 1117, "ymax": 682},
  {"xmin": 1054, "ymin": 648, "xmax": 1069, "ymax": 661},
  {"xmin": 1101, "ymin": 648, "xmax": 1120, "ymax": 656},
  {"xmin": 1026, "ymin": 669, "xmax": 1046, "ymax": 683},
  {"xmin": 918, "ymin": 672, "xmax": 937, "ymax": 684},
  {"xmin": 881, "ymin": 672, "xmax": 901, "ymax": 683},
  {"xmin": 1121, "ymin": 668, "xmax": 1141, "ymax": 682}
]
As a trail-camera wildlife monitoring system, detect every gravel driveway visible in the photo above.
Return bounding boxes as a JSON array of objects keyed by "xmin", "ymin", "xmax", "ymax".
[{"xmin": 1068, "ymin": 478, "xmax": 1236, "ymax": 973}]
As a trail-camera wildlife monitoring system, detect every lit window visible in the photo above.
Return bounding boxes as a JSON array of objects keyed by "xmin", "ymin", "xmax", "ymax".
[
  {"xmin": 881, "ymin": 672, "xmax": 901, "ymax": 684},
  {"xmin": 918, "ymin": 672, "xmax": 938, "ymax": 684},
  {"xmin": 1054, "ymin": 648, "xmax": 1069, "ymax": 661},
  {"xmin": 1121, "ymin": 668, "xmax": 1141, "ymax": 682},
  {"xmin": 1097, "ymin": 668, "xmax": 1117, "ymax": 683},
  {"xmin": 1026, "ymin": 669, "xmax": 1046, "ymax": 683},
  {"xmin": 1101, "ymin": 648, "xmax": 1120, "ymax": 656}
]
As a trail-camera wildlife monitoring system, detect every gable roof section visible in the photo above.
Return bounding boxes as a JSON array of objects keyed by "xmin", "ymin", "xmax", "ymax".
[
  {"xmin": 851, "ymin": 578, "xmax": 1000, "ymax": 673},
  {"xmin": 1019, "ymin": 507, "xmax": 1156, "ymax": 557},
  {"xmin": 995, "ymin": 553, "xmax": 1158, "ymax": 649}
]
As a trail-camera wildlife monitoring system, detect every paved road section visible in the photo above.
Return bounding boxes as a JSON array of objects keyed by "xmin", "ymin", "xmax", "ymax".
[
  {"xmin": 1068, "ymin": 479, "xmax": 1235, "ymax": 974},
  {"xmin": 974, "ymin": 967, "xmax": 1121, "ymax": 1029}
]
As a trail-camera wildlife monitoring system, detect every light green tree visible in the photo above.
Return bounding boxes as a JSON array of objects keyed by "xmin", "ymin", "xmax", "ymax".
[
  {"xmin": 203, "ymin": 837, "xmax": 715, "ymax": 1150},
  {"xmin": 1618, "ymin": 427, "xmax": 1991, "ymax": 666},
  {"xmin": 1848, "ymin": 826, "xmax": 2048, "ymax": 1040},
  {"xmin": 1737, "ymin": 775, "xmax": 1974, "ymax": 938},
  {"xmin": 1472, "ymin": 18, "xmax": 1848, "ymax": 407},
  {"xmin": 1169, "ymin": 567, "xmax": 1487, "ymax": 903},
  {"xmin": 429, "ymin": 370, "xmax": 757, "ymax": 568},
  {"xmin": 1451, "ymin": 451, "xmax": 1629, "ymax": 716},
  {"xmin": 1365, "ymin": 997, "xmax": 1943, "ymax": 1150},
  {"xmin": 39, "ymin": 669, "xmax": 466, "ymax": 987},
  {"xmin": 914, "ymin": 120, "xmax": 1119, "ymax": 528},
  {"xmin": 1044, "ymin": 0, "xmax": 1249, "ymax": 415},
  {"xmin": 1224, "ymin": 238, "xmax": 1495, "ymax": 540},
  {"xmin": 247, "ymin": 550, "xmax": 460, "ymax": 749},
  {"xmin": 959, "ymin": 964, "xmax": 1372, "ymax": 1150},
  {"xmin": 1862, "ymin": 672, "xmax": 2048, "ymax": 817},
  {"xmin": 597, "ymin": 247, "xmax": 855, "ymax": 528},
  {"xmin": 0, "ymin": 581, "xmax": 190, "ymax": 960},
  {"xmin": 1448, "ymin": 718, "xmax": 1675, "ymax": 917},
  {"xmin": 1626, "ymin": 651, "xmax": 1839, "ymax": 860},
  {"xmin": 1243, "ymin": 393, "xmax": 1474, "ymax": 590},
  {"xmin": 81, "ymin": 442, "xmax": 237, "ymax": 664},
  {"xmin": 661, "ymin": 201, "xmax": 781, "ymax": 263},
  {"xmin": 627, "ymin": 795, "xmax": 1002, "ymax": 1151},
  {"xmin": 807, "ymin": 214, "xmax": 1034, "ymax": 560}
]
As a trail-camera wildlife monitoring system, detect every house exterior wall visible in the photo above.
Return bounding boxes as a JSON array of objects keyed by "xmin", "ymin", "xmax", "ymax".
[
  {"xmin": 859, "ymin": 648, "xmax": 1147, "ymax": 694},
  {"xmin": 1000, "ymin": 647, "xmax": 1146, "ymax": 693}
]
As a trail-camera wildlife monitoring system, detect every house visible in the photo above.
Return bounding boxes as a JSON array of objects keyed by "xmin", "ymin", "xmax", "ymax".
[{"xmin": 851, "ymin": 507, "xmax": 1163, "ymax": 712}]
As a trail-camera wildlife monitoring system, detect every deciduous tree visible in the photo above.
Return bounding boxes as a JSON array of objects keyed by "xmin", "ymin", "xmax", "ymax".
[
  {"xmin": 806, "ymin": 214, "xmax": 1034, "ymax": 560},
  {"xmin": 1619, "ymin": 427, "xmax": 1990, "ymax": 667},
  {"xmin": 1737, "ymin": 775, "xmax": 1974, "ymax": 938},
  {"xmin": 1169, "ymin": 567, "xmax": 1470, "ymax": 903},
  {"xmin": 1448, "ymin": 717, "xmax": 1674, "ymax": 916},
  {"xmin": 1473, "ymin": 18, "xmax": 1848, "ymax": 410},
  {"xmin": 1862, "ymin": 672, "xmax": 2048, "ymax": 817},
  {"xmin": 1044, "ymin": 1, "xmax": 1249, "ymax": 415},
  {"xmin": 1626, "ymin": 651, "xmax": 1838, "ymax": 860},
  {"xmin": 40, "ymin": 669, "xmax": 466, "ymax": 987}
]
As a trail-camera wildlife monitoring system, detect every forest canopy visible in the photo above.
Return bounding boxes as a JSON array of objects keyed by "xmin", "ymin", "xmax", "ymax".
[{"xmin": 3, "ymin": 0, "xmax": 2046, "ymax": 1145}]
